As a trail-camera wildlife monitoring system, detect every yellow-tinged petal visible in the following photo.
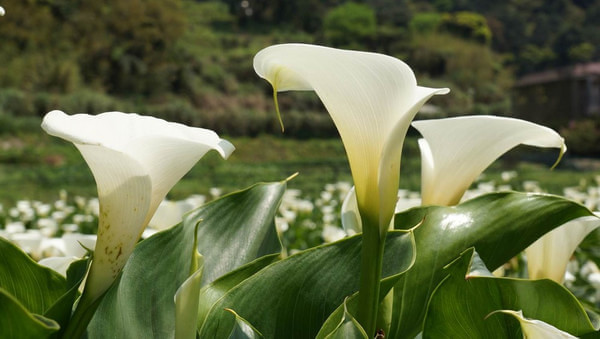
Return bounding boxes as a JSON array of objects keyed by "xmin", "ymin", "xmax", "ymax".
[
  {"xmin": 412, "ymin": 116, "xmax": 566, "ymax": 206},
  {"xmin": 254, "ymin": 44, "xmax": 447, "ymax": 234},
  {"xmin": 489, "ymin": 310, "xmax": 577, "ymax": 338},
  {"xmin": 174, "ymin": 261, "xmax": 203, "ymax": 339},
  {"xmin": 526, "ymin": 214, "xmax": 600, "ymax": 283},
  {"xmin": 41, "ymin": 110, "xmax": 233, "ymax": 301}
]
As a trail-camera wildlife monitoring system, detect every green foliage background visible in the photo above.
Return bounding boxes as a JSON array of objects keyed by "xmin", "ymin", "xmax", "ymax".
[{"xmin": 0, "ymin": 0, "xmax": 598, "ymax": 137}]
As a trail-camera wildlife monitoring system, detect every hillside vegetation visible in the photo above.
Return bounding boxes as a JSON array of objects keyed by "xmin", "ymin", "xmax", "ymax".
[{"xmin": 0, "ymin": 0, "xmax": 598, "ymax": 137}]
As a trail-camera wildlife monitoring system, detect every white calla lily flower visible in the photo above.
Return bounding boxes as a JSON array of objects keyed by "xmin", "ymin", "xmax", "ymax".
[
  {"xmin": 412, "ymin": 116, "xmax": 566, "ymax": 206},
  {"xmin": 526, "ymin": 214, "xmax": 600, "ymax": 282},
  {"xmin": 489, "ymin": 310, "xmax": 577, "ymax": 338},
  {"xmin": 148, "ymin": 199, "xmax": 195, "ymax": 230},
  {"xmin": 0, "ymin": 6, "xmax": 5, "ymax": 16},
  {"xmin": 254, "ymin": 43, "xmax": 448, "ymax": 235},
  {"xmin": 41, "ymin": 110, "xmax": 234, "ymax": 301}
]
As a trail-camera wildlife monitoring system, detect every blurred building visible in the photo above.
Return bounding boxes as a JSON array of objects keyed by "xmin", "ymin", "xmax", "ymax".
[{"xmin": 514, "ymin": 62, "xmax": 600, "ymax": 128}]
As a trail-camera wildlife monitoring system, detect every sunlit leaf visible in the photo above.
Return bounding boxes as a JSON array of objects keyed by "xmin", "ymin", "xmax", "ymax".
[
  {"xmin": 388, "ymin": 192, "xmax": 594, "ymax": 338},
  {"xmin": 198, "ymin": 230, "xmax": 415, "ymax": 338},
  {"xmin": 87, "ymin": 182, "xmax": 286, "ymax": 337},
  {"xmin": 423, "ymin": 248, "xmax": 593, "ymax": 338}
]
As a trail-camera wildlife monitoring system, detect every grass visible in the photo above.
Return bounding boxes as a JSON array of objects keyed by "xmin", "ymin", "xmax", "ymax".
[{"xmin": 0, "ymin": 130, "xmax": 598, "ymax": 206}]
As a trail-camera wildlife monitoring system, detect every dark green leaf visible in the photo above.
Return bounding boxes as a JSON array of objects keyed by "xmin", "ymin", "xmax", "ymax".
[
  {"xmin": 45, "ymin": 258, "xmax": 90, "ymax": 338},
  {"xmin": 389, "ymin": 192, "xmax": 595, "ymax": 338},
  {"xmin": 187, "ymin": 181, "xmax": 285, "ymax": 285},
  {"xmin": 197, "ymin": 254, "xmax": 280, "ymax": 328},
  {"xmin": 323, "ymin": 298, "xmax": 368, "ymax": 339},
  {"xmin": 198, "ymin": 230, "xmax": 415, "ymax": 339},
  {"xmin": 227, "ymin": 308, "xmax": 264, "ymax": 339},
  {"xmin": 0, "ymin": 237, "xmax": 68, "ymax": 314},
  {"xmin": 87, "ymin": 182, "xmax": 287, "ymax": 337},
  {"xmin": 423, "ymin": 248, "xmax": 595, "ymax": 338},
  {"xmin": 0, "ymin": 288, "xmax": 59, "ymax": 338}
]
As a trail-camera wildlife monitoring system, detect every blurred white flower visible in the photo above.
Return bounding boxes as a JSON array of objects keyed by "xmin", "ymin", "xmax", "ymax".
[
  {"xmin": 38, "ymin": 256, "xmax": 80, "ymax": 277},
  {"xmin": 10, "ymin": 230, "xmax": 43, "ymax": 259},
  {"xmin": 5, "ymin": 221, "xmax": 25, "ymax": 233},
  {"xmin": 501, "ymin": 170, "xmax": 518, "ymax": 182},
  {"xmin": 148, "ymin": 199, "xmax": 195, "ymax": 231},
  {"xmin": 526, "ymin": 214, "xmax": 600, "ymax": 283},
  {"xmin": 209, "ymin": 187, "xmax": 223, "ymax": 198},
  {"xmin": 322, "ymin": 225, "xmax": 346, "ymax": 243},
  {"xmin": 275, "ymin": 217, "xmax": 289, "ymax": 233}
]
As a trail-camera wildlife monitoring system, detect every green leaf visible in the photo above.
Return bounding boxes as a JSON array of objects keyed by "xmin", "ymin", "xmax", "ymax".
[
  {"xmin": 316, "ymin": 267, "xmax": 409, "ymax": 338},
  {"xmin": 186, "ymin": 181, "xmax": 285, "ymax": 285},
  {"xmin": 389, "ymin": 192, "xmax": 595, "ymax": 338},
  {"xmin": 175, "ymin": 264, "xmax": 204, "ymax": 339},
  {"xmin": 0, "ymin": 288, "xmax": 60, "ymax": 338},
  {"xmin": 423, "ymin": 248, "xmax": 595, "ymax": 338},
  {"xmin": 323, "ymin": 298, "xmax": 368, "ymax": 339},
  {"xmin": 226, "ymin": 308, "xmax": 264, "ymax": 338},
  {"xmin": 44, "ymin": 258, "xmax": 90, "ymax": 338},
  {"xmin": 0, "ymin": 237, "xmax": 69, "ymax": 314},
  {"xmin": 198, "ymin": 230, "xmax": 415, "ymax": 339},
  {"xmin": 197, "ymin": 254, "xmax": 280, "ymax": 329},
  {"xmin": 87, "ymin": 182, "xmax": 287, "ymax": 337},
  {"xmin": 87, "ymin": 216, "xmax": 197, "ymax": 338}
]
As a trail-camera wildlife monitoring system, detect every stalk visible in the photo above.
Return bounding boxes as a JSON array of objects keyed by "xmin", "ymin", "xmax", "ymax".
[{"xmin": 356, "ymin": 215, "xmax": 386, "ymax": 337}]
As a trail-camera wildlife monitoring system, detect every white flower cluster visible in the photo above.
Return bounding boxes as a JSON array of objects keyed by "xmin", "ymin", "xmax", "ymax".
[{"xmin": 0, "ymin": 190, "xmax": 99, "ymax": 261}]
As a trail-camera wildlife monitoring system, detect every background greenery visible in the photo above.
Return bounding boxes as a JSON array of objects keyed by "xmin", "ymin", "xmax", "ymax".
[{"xmin": 0, "ymin": 0, "xmax": 599, "ymax": 203}]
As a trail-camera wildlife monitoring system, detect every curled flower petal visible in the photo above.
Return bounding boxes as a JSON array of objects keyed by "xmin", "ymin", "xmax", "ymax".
[
  {"xmin": 526, "ymin": 214, "xmax": 600, "ymax": 282},
  {"xmin": 254, "ymin": 44, "xmax": 447, "ymax": 234},
  {"xmin": 488, "ymin": 310, "xmax": 577, "ymax": 338},
  {"xmin": 412, "ymin": 116, "xmax": 566, "ymax": 206},
  {"xmin": 42, "ymin": 110, "xmax": 233, "ymax": 300},
  {"xmin": 341, "ymin": 186, "xmax": 362, "ymax": 234}
]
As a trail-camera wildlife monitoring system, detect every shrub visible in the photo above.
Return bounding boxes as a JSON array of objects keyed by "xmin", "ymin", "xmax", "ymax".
[
  {"xmin": 560, "ymin": 119, "xmax": 600, "ymax": 156},
  {"xmin": 323, "ymin": 2, "xmax": 377, "ymax": 48}
]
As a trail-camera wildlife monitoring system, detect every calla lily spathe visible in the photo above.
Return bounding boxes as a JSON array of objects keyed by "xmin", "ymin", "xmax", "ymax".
[
  {"xmin": 341, "ymin": 116, "xmax": 566, "ymax": 233},
  {"xmin": 254, "ymin": 43, "xmax": 448, "ymax": 235},
  {"xmin": 41, "ymin": 110, "xmax": 234, "ymax": 301},
  {"xmin": 412, "ymin": 116, "xmax": 566, "ymax": 206},
  {"xmin": 489, "ymin": 310, "xmax": 577, "ymax": 338},
  {"xmin": 526, "ymin": 214, "xmax": 600, "ymax": 283}
]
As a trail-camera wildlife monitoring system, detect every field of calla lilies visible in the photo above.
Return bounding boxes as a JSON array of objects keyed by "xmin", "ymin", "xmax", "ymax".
[{"xmin": 3, "ymin": 38, "xmax": 600, "ymax": 338}]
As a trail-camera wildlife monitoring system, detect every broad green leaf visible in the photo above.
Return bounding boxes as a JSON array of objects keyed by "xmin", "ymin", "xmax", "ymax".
[
  {"xmin": 0, "ymin": 237, "xmax": 68, "ymax": 314},
  {"xmin": 389, "ymin": 192, "xmax": 595, "ymax": 338},
  {"xmin": 87, "ymin": 217, "xmax": 197, "ymax": 338},
  {"xmin": 226, "ymin": 308, "xmax": 264, "ymax": 338},
  {"xmin": 197, "ymin": 254, "xmax": 280, "ymax": 329},
  {"xmin": 0, "ymin": 288, "xmax": 59, "ymax": 338},
  {"xmin": 316, "ymin": 271, "xmax": 408, "ymax": 338},
  {"xmin": 198, "ymin": 230, "xmax": 415, "ymax": 339},
  {"xmin": 174, "ymin": 259, "xmax": 204, "ymax": 339},
  {"xmin": 489, "ymin": 310, "xmax": 578, "ymax": 339},
  {"xmin": 87, "ymin": 182, "xmax": 286, "ymax": 337},
  {"xmin": 423, "ymin": 248, "xmax": 594, "ymax": 338},
  {"xmin": 323, "ymin": 298, "xmax": 368, "ymax": 339},
  {"xmin": 44, "ymin": 258, "xmax": 90, "ymax": 338},
  {"xmin": 175, "ymin": 222, "xmax": 204, "ymax": 339},
  {"xmin": 187, "ymin": 181, "xmax": 285, "ymax": 285}
]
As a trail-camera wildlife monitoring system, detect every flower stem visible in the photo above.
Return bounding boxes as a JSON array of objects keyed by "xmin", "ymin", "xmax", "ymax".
[
  {"xmin": 61, "ymin": 292, "xmax": 103, "ymax": 339},
  {"xmin": 357, "ymin": 220, "xmax": 386, "ymax": 337}
]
